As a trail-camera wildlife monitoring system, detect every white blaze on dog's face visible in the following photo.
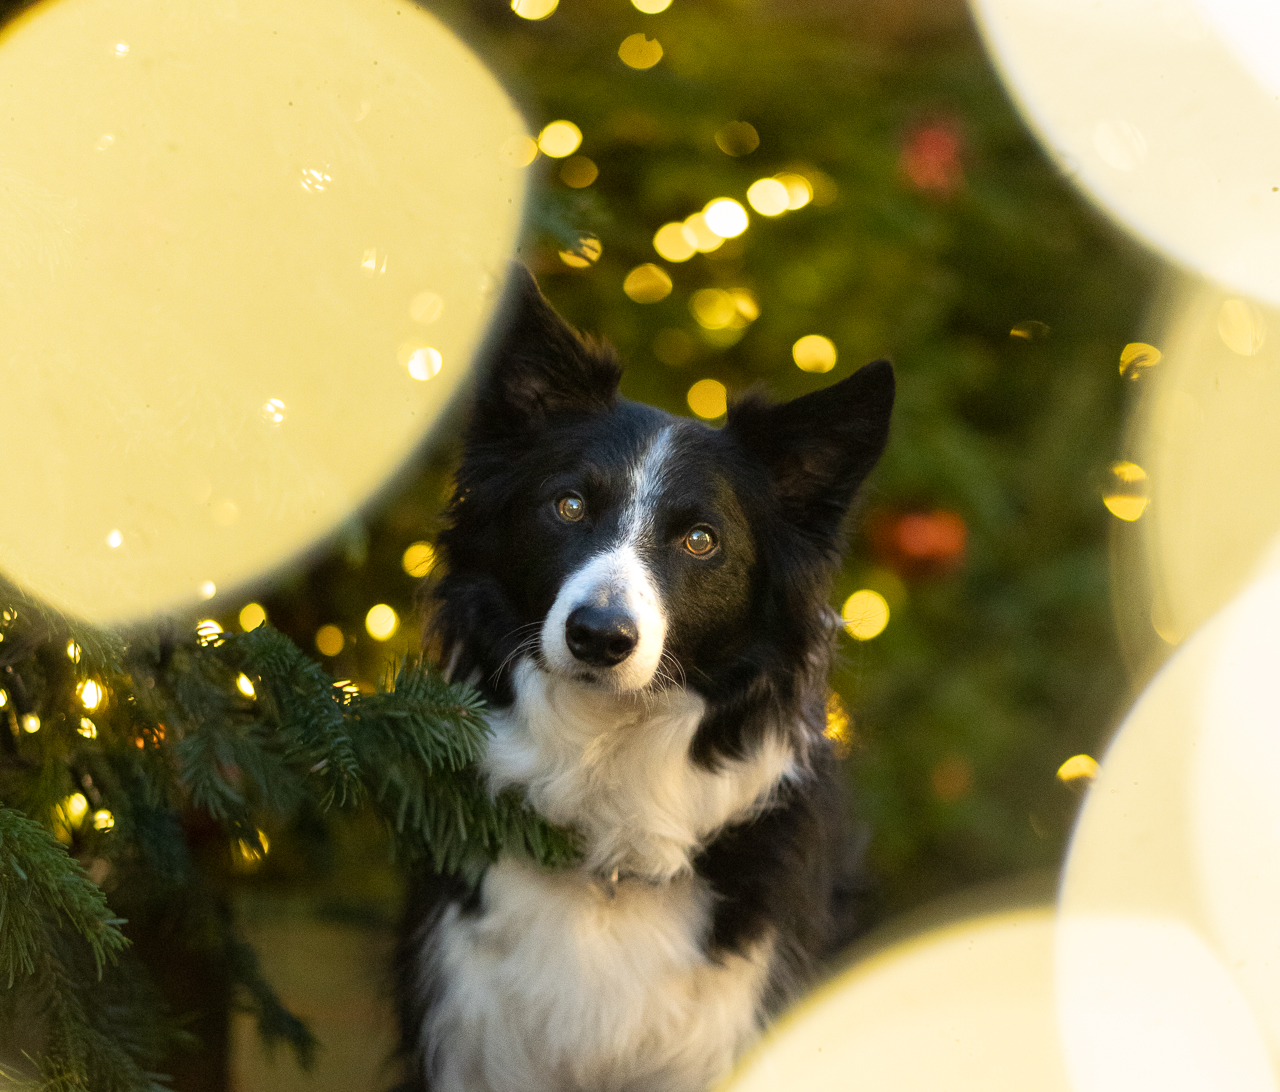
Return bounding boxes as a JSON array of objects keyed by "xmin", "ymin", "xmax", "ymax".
[{"xmin": 539, "ymin": 428, "xmax": 677, "ymax": 692}]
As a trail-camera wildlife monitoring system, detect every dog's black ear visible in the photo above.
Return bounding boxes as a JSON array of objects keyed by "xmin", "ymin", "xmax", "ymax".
[
  {"xmin": 726, "ymin": 359, "xmax": 895, "ymax": 540},
  {"xmin": 474, "ymin": 264, "xmax": 622, "ymax": 434}
]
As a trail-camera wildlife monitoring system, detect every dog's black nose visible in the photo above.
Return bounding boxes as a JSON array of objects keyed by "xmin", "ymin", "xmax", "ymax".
[{"xmin": 565, "ymin": 605, "xmax": 638, "ymax": 667}]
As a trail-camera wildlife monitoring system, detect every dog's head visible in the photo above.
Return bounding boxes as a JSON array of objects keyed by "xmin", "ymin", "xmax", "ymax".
[{"xmin": 431, "ymin": 266, "xmax": 893, "ymax": 748}]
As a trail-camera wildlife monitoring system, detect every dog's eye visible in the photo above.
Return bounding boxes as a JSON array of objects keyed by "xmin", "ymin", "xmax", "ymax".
[
  {"xmin": 556, "ymin": 494, "xmax": 586, "ymax": 522},
  {"xmin": 684, "ymin": 527, "xmax": 716, "ymax": 556}
]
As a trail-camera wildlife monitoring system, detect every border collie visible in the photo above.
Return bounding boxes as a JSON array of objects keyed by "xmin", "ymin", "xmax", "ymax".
[{"xmin": 395, "ymin": 266, "xmax": 894, "ymax": 1092}]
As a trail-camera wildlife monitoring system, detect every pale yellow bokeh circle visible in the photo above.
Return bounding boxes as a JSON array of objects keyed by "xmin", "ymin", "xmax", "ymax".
[
  {"xmin": 686, "ymin": 379, "xmax": 727, "ymax": 419},
  {"xmin": 793, "ymin": 334, "xmax": 838, "ymax": 373},
  {"xmin": 365, "ymin": 603, "xmax": 399, "ymax": 641},
  {"xmin": 0, "ymin": 0, "xmax": 527, "ymax": 625},
  {"xmin": 841, "ymin": 589, "xmax": 889, "ymax": 640}
]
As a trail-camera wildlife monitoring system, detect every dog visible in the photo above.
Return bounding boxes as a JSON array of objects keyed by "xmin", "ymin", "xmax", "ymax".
[{"xmin": 394, "ymin": 265, "xmax": 894, "ymax": 1092}]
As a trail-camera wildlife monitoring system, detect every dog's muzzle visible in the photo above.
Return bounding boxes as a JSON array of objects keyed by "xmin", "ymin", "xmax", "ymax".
[{"xmin": 565, "ymin": 604, "xmax": 639, "ymax": 667}]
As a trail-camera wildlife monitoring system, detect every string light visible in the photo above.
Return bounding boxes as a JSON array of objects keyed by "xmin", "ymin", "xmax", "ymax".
[
  {"xmin": 78, "ymin": 717, "xmax": 97, "ymax": 739},
  {"xmin": 681, "ymin": 213, "xmax": 723, "ymax": 253},
  {"xmin": 106, "ymin": 529, "xmax": 123, "ymax": 548},
  {"xmin": 402, "ymin": 542, "xmax": 436, "ymax": 577},
  {"xmin": 199, "ymin": 580, "xmax": 217, "ymax": 599},
  {"xmin": 775, "ymin": 172, "xmax": 813, "ymax": 209},
  {"xmin": 239, "ymin": 602, "xmax": 267, "ymax": 631},
  {"xmin": 631, "ymin": 0, "xmax": 672, "ymax": 10},
  {"xmin": 537, "ymin": 120, "xmax": 582, "ymax": 158},
  {"xmin": 196, "ymin": 619, "xmax": 224, "ymax": 646},
  {"xmin": 22, "ymin": 714, "xmax": 40, "ymax": 734},
  {"xmin": 405, "ymin": 346, "xmax": 443, "ymax": 381},
  {"xmin": 654, "ymin": 222, "xmax": 696, "ymax": 262},
  {"xmin": 1119, "ymin": 341, "xmax": 1161, "ymax": 380},
  {"xmin": 793, "ymin": 334, "xmax": 838, "ymax": 373},
  {"xmin": 366, "ymin": 604, "xmax": 399, "ymax": 640},
  {"xmin": 66, "ymin": 640, "xmax": 81, "ymax": 663},
  {"xmin": 79, "ymin": 679, "xmax": 103, "ymax": 711},
  {"xmin": 315, "ymin": 624, "xmax": 345, "ymax": 657},
  {"xmin": 842, "ymin": 590, "xmax": 890, "ymax": 640},
  {"xmin": 618, "ymin": 33, "xmax": 663, "ymax": 69},
  {"xmin": 747, "ymin": 178, "xmax": 790, "ymax": 216},
  {"xmin": 92, "ymin": 809, "xmax": 115, "ymax": 832},
  {"xmin": 687, "ymin": 379, "xmax": 727, "ymax": 419},
  {"xmin": 236, "ymin": 673, "xmax": 257, "ymax": 699}
]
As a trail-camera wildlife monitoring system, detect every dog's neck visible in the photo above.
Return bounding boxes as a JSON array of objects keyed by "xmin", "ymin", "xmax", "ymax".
[{"xmin": 483, "ymin": 658, "xmax": 796, "ymax": 882}]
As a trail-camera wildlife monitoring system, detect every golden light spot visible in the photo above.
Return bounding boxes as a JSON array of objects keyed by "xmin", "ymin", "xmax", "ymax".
[
  {"xmin": 715, "ymin": 121, "xmax": 759, "ymax": 157},
  {"xmin": 559, "ymin": 235, "xmax": 602, "ymax": 268},
  {"xmin": 196, "ymin": 619, "xmax": 224, "ymax": 646},
  {"xmin": 239, "ymin": 602, "xmax": 267, "ymax": 631},
  {"xmin": 315, "ymin": 624, "xmax": 345, "ymax": 657},
  {"xmin": 234, "ymin": 830, "xmax": 271, "ymax": 870},
  {"xmin": 691, "ymin": 289, "xmax": 738, "ymax": 330},
  {"xmin": 511, "ymin": 0, "xmax": 558, "ymax": 19},
  {"xmin": 113, "ymin": 42, "xmax": 129, "ymax": 55},
  {"xmin": 623, "ymin": 264, "xmax": 673, "ymax": 303},
  {"xmin": 746, "ymin": 178, "xmax": 790, "ymax": 216},
  {"xmin": 199, "ymin": 580, "xmax": 217, "ymax": 600},
  {"xmin": 236, "ymin": 673, "xmax": 256, "ymax": 699},
  {"xmin": 654, "ymin": 222, "xmax": 696, "ymax": 263},
  {"xmin": 79, "ymin": 679, "xmax": 103, "ymax": 711},
  {"xmin": 1104, "ymin": 494, "xmax": 1149, "ymax": 521},
  {"xmin": 298, "ymin": 166, "xmax": 331, "ymax": 193},
  {"xmin": 560, "ymin": 155, "xmax": 598, "ymax": 188},
  {"xmin": 500, "ymin": 133, "xmax": 539, "ymax": 166},
  {"xmin": 703, "ymin": 198, "xmax": 748, "ymax": 238},
  {"xmin": 930, "ymin": 755, "xmax": 973, "ymax": 802},
  {"xmin": 65, "ymin": 793, "xmax": 88, "ymax": 825},
  {"xmin": 360, "ymin": 247, "xmax": 387, "ymax": 277},
  {"xmin": 214, "ymin": 501, "xmax": 239, "ymax": 526},
  {"xmin": 687, "ymin": 379, "xmax": 728, "ymax": 419},
  {"xmin": 66, "ymin": 640, "xmax": 81, "ymax": 663},
  {"xmin": 366, "ymin": 603, "xmax": 399, "ymax": 640},
  {"xmin": 775, "ymin": 172, "xmax": 813, "ymax": 210},
  {"xmin": 842, "ymin": 589, "xmax": 889, "ymax": 640},
  {"xmin": 402, "ymin": 541, "xmax": 436, "ymax": 577},
  {"xmin": 632, "ymin": 0, "xmax": 672, "ymax": 10},
  {"xmin": 1057, "ymin": 754, "xmax": 1100, "ymax": 782},
  {"xmin": 0, "ymin": 690, "xmax": 8, "ymax": 708},
  {"xmin": 406, "ymin": 346, "xmax": 443, "ymax": 381},
  {"xmin": 1218, "ymin": 298, "xmax": 1266, "ymax": 356},
  {"xmin": 825, "ymin": 693, "xmax": 852, "ymax": 757},
  {"xmin": 537, "ymin": 120, "xmax": 582, "ymax": 158},
  {"xmin": 78, "ymin": 717, "xmax": 97, "ymax": 739},
  {"xmin": 261, "ymin": 397, "xmax": 286, "ymax": 424},
  {"xmin": 334, "ymin": 679, "xmax": 361, "ymax": 700},
  {"xmin": 1111, "ymin": 460, "xmax": 1147, "ymax": 484},
  {"xmin": 106, "ymin": 529, "xmax": 123, "ymax": 548},
  {"xmin": 22, "ymin": 714, "xmax": 40, "ymax": 734},
  {"xmin": 681, "ymin": 213, "xmax": 724, "ymax": 254},
  {"xmin": 1010, "ymin": 319, "xmax": 1050, "ymax": 340},
  {"xmin": 1119, "ymin": 341, "xmax": 1162, "ymax": 379},
  {"xmin": 618, "ymin": 33, "xmax": 663, "ymax": 70},
  {"xmin": 92, "ymin": 809, "xmax": 115, "ymax": 832},
  {"xmin": 793, "ymin": 334, "xmax": 838, "ymax": 373},
  {"xmin": 730, "ymin": 289, "xmax": 759, "ymax": 323}
]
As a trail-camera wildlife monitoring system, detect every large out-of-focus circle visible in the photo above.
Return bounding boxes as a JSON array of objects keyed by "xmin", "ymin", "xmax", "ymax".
[
  {"xmin": 970, "ymin": 0, "xmax": 1280, "ymax": 305},
  {"xmin": 0, "ymin": 0, "xmax": 527, "ymax": 624},
  {"xmin": 727, "ymin": 908, "xmax": 1069, "ymax": 1091}
]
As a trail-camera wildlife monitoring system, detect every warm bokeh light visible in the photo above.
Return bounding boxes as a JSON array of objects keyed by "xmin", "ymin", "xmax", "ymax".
[
  {"xmin": 65, "ymin": 793, "xmax": 89, "ymax": 826},
  {"xmin": 681, "ymin": 213, "xmax": 723, "ymax": 253},
  {"xmin": 78, "ymin": 717, "xmax": 97, "ymax": 739},
  {"xmin": 1104, "ymin": 495, "xmax": 1148, "ymax": 521},
  {"xmin": 65, "ymin": 640, "xmax": 81, "ymax": 663},
  {"xmin": 365, "ymin": 604, "xmax": 399, "ymax": 641},
  {"xmin": 841, "ymin": 589, "xmax": 890, "ymax": 640},
  {"xmin": 22, "ymin": 714, "xmax": 40, "ymax": 734},
  {"xmin": 0, "ymin": 690, "xmax": 8, "ymax": 709},
  {"xmin": 686, "ymin": 379, "xmax": 728, "ymax": 419},
  {"xmin": 703, "ymin": 198, "xmax": 749, "ymax": 238},
  {"xmin": 1010, "ymin": 320, "xmax": 1050, "ymax": 340},
  {"xmin": 235, "ymin": 830, "xmax": 272, "ymax": 869},
  {"xmin": 824, "ymin": 693, "xmax": 851, "ymax": 757},
  {"xmin": 746, "ymin": 178, "xmax": 790, "ymax": 216},
  {"xmin": 199, "ymin": 580, "xmax": 217, "ymax": 600},
  {"xmin": 537, "ymin": 120, "xmax": 583, "ymax": 158},
  {"xmin": 196, "ymin": 619, "xmax": 224, "ymax": 646},
  {"xmin": 714, "ymin": 121, "xmax": 759, "ymax": 157},
  {"xmin": 236, "ymin": 673, "xmax": 257, "ymax": 699},
  {"xmin": 623, "ymin": 264, "xmax": 674, "ymax": 303},
  {"xmin": 315, "ymin": 624, "xmax": 345, "ymax": 657},
  {"xmin": 728, "ymin": 908, "xmax": 1067, "ymax": 1092},
  {"xmin": 631, "ymin": 0, "xmax": 672, "ymax": 11},
  {"xmin": 1110, "ymin": 461, "xmax": 1147, "ymax": 485},
  {"xmin": 775, "ymin": 172, "xmax": 813, "ymax": 210},
  {"xmin": 618, "ymin": 33, "xmax": 663, "ymax": 69},
  {"xmin": 559, "ymin": 236, "xmax": 602, "ymax": 268},
  {"xmin": 501, "ymin": 133, "xmax": 540, "ymax": 167},
  {"xmin": 405, "ymin": 346, "xmax": 444, "ymax": 381},
  {"xmin": 1218, "ymin": 298, "xmax": 1266, "ymax": 356},
  {"xmin": 511, "ymin": 0, "xmax": 558, "ymax": 20},
  {"xmin": 0, "ymin": 0, "xmax": 525, "ymax": 625},
  {"xmin": 690, "ymin": 289, "xmax": 739, "ymax": 330},
  {"xmin": 1119, "ymin": 341, "xmax": 1162, "ymax": 380},
  {"xmin": 1056, "ymin": 754, "xmax": 1099, "ymax": 782},
  {"xmin": 92, "ymin": 809, "xmax": 115, "ymax": 832},
  {"xmin": 792, "ymin": 334, "xmax": 838, "ymax": 373},
  {"xmin": 559, "ymin": 155, "xmax": 598, "ymax": 188},
  {"xmin": 239, "ymin": 602, "xmax": 267, "ymax": 631},
  {"xmin": 402, "ymin": 541, "xmax": 437, "ymax": 578},
  {"xmin": 653, "ymin": 222, "xmax": 696, "ymax": 262},
  {"xmin": 79, "ymin": 679, "xmax": 103, "ymax": 711}
]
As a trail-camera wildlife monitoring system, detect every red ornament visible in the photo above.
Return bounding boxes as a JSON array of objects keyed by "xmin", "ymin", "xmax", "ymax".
[
  {"xmin": 900, "ymin": 121, "xmax": 965, "ymax": 196},
  {"xmin": 869, "ymin": 509, "xmax": 968, "ymax": 575}
]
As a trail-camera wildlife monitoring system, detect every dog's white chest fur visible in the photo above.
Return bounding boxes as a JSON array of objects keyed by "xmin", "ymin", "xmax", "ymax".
[{"xmin": 417, "ymin": 661, "xmax": 794, "ymax": 1092}]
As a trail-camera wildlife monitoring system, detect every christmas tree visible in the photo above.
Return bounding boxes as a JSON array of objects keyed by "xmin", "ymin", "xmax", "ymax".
[{"xmin": 0, "ymin": 0, "xmax": 1155, "ymax": 1088}]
